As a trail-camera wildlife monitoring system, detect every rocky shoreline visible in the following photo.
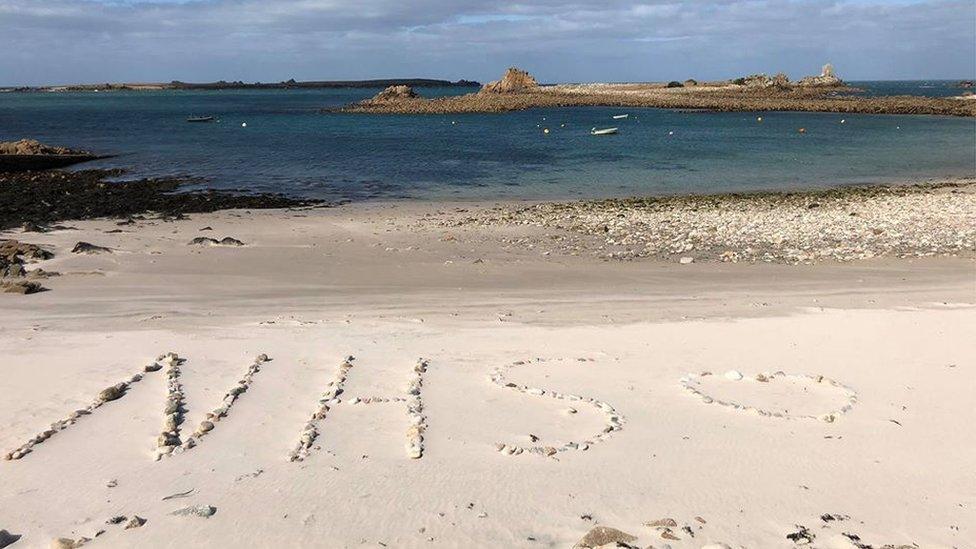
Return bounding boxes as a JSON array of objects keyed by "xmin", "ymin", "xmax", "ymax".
[
  {"xmin": 431, "ymin": 179, "xmax": 976, "ymax": 264},
  {"xmin": 339, "ymin": 67, "xmax": 976, "ymax": 117},
  {"xmin": 0, "ymin": 169, "xmax": 322, "ymax": 231},
  {"xmin": 0, "ymin": 139, "xmax": 106, "ymax": 172}
]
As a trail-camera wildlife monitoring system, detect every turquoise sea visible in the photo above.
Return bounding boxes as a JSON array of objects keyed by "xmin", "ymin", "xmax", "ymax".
[{"xmin": 1, "ymin": 81, "xmax": 973, "ymax": 201}]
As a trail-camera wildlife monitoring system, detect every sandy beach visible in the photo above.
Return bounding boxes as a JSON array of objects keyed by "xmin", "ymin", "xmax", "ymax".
[{"xmin": 1, "ymin": 190, "xmax": 974, "ymax": 548}]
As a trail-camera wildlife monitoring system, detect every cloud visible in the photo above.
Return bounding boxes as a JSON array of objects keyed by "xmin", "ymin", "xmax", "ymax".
[{"xmin": 0, "ymin": 0, "xmax": 973, "ymax": 85}]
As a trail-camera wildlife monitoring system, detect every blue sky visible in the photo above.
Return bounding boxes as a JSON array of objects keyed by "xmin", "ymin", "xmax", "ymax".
[{"xmin": 1, "ymin": 0, "xmax": 973, "ymax": 86}]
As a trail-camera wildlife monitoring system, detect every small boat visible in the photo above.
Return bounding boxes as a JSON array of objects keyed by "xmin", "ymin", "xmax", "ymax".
[
  {"xmin": 612, "ymin": 114, "xmax": 629, "ymax": 119},
  {"xmin": 591, "ymin": 127, "xmax": 618, "ymax": 136},
  {"xmin": 186, "ymin": 116, "xmax": 215, "ymax": 123}
]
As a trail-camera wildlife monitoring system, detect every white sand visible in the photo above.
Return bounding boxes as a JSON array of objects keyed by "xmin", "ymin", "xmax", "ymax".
[{"xmin": 1, "ymin": 203, "xmax": 974, "ymax": 548}]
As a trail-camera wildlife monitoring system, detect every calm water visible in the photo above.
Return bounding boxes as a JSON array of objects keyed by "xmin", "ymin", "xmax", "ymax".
[{"xmin": 1, "ymin": 83, "xmax": 973, "ymax": 201}]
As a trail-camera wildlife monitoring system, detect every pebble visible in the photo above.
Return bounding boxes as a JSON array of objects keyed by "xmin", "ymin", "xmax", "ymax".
[
  {"xmin": 171, "ymin": 505, "xmax": 217, "ymax": 518},
  {"xmin": 724, "ymin": 370, "xmax": 744, "ymax": 381},
  {"xmin": 435, "ymin": 182, "xmax": 976, "ymax": 264},
  {"xmin": 124, "ymin": 516, "xmax": 147, "ymax": 529},
  {"xmin": 98, "ymin": 384, "xmax": 127, "ymax": 402},
  {"xmin": 573, "ymin": 526, "xmax": 637, "ymax": 548}
]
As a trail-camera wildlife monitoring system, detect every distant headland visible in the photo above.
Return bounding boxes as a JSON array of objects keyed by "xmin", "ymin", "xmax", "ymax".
[{"xmin": 0, "ymin": 78, "xmax": 481, "ymax": 93}]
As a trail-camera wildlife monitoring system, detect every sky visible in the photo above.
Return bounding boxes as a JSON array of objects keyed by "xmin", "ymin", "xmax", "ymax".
[{"xmin": 1, "ymin": 0, "xmax": 974, "ymax": 86}]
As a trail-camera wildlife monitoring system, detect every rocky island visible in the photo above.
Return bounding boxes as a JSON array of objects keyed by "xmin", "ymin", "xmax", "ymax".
[
  {"xmin": 340, "ymin": 65, "xmax": 976, "ymax": 117},
  {"xmin": 0, "ymin": 139, "xmax": 105, "ymax": 172}
]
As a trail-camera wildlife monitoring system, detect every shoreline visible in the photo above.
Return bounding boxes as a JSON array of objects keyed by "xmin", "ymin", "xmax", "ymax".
[
  {"xmin": 0, "ymin": 169, "xmax": 325, "ymax": 231},
  {"xmin": 3, "ymin": 166, "xmax": 972, "ymax": 227},
  {"xmin": 4, "ymin": 170, "xmax": 973, "ymax": 265}
]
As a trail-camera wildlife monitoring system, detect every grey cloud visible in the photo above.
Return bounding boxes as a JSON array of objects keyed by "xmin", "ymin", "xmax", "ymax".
[{"xmin": 0, "ymin": 0, "xmax": 972, "ymax": 85}]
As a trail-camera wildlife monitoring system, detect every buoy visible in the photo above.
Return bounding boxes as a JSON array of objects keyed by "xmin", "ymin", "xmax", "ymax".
[
  {"xmin": 560, "ymin": 123, "xmax": 565, "ymax": 128},
  {"xmin": 757, "ymin": 116, "xmax": 763, "ymax": 122},
  {"xmin": 668, "ymin": 131, "xmax": 674, "ymax": 136},
  {"xmin": 543, "ymin": 128, "xmax": 550, "ymax": 134},
  {"xmin": 798, "ymin": 128, "xmax": 806, "ymax": 134},
  {"xmin": 840, "ymin": 119, "xmax": 846, "ymax": 124},
  {"xmin": 241, "ymin": 122, "xmax": 247, "ymax": 128}
]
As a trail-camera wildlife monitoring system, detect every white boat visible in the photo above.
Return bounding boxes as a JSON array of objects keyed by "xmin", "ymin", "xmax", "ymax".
[
  {"xmin": 591, "ymin": 127, "xmax": 618, "ymax": 136},
  {"xmin": 612, "ymin": 114, "xmax": 629, "ymax": 119}
]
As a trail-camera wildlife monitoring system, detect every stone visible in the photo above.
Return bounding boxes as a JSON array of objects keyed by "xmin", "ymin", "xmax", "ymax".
[
  {"xmin": 219, "ymin": 237, "xmax": 245, "ymax": 246},
  {"xmin": 124, "ymin": 516, "xmax": 147, "ymax": 529},
  {"xmin": 50, "ymin": 539, "xmax": 81, "ymax": 549},
  {"xmin": 679, "ymin": 256, "xmax": 694, "ymax": 264},
  {"xmin": 106, "ymin": 516, "xmax": 126, "ymax": 525},
  {"xmin": 645, "ymin": 518, "xmax": 678, "ymax": 528},
  {"xmin": 0, "ymin": 530, "xmax": 22, "ymax": 549},
  {"xmin": 701, "ymin": 544, "xmax": 732, "ymax": 549},
  {"xmin": 1, "ymin": 280, "xmax": 44, "ymax": 294},
  {"xmin": 724, "ymin": 370, "xmax": 744, "ymax": 381},
  {"xmin": 99, "ymin": 384, "xmax": 126, "ymax": 402},
  {"xmin": 0, "ymin": 239, "xmax": 54, "ymax": 261},
  {"xmin": 786, "ymin": 525, "xmax": 815, "ymax": 544},
  {"xmin": 198, "ymin": 420, "xmax": 215, "ymax": 433},
  {"xmin": 573, "ymin": 526, "xmax": 637, "ymax": 548},
  {"xmin": 188, "ymin": 237, "xmax": 219, "ymax": 246},
  {"xmin": 71, "ymin": 242, "xmax": 112, "ymax": 255},
  {"xmin": 4, "ymin": 262, "xmax": 25, "ymax": 277},
  {"xmin": 171, "ymin": 505, "xmax": 217, "ymax": 518}
]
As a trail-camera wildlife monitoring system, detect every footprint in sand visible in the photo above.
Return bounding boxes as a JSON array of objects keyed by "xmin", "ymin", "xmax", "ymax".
[
  {"xmin": 680, "ymin": 370, "xmax": 857, "ymax": 422},
  {"xmin": 488, "ymin": 357, "xmax": 624, "ymax": 457}
]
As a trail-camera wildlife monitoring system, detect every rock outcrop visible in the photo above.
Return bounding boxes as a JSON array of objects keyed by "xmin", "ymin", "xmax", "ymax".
[
  {"xmin": 738, "ymin": 72, "xmax": 792, "ymax": 89},
  {"xmin": 370, "ymin": 85, "xmax": 419, "ymax": 102},
  {"xmin": 1, "ymin": 139, "xmax": 100, "ymax": 173},
  {"xmin": 0, "ymin": 139, "xmax": 87, "ymax": 156},
  {"xmin": 798, "ymin": 63, "xmax": 844, "ymax": 87},
  {"xmin": 480, "ymin": 67, "xmax": 539, "ymax": 94}
]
